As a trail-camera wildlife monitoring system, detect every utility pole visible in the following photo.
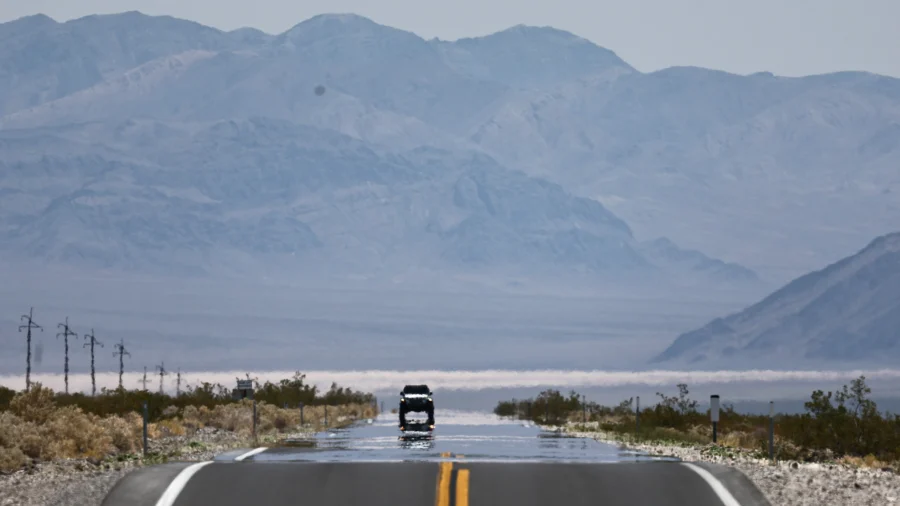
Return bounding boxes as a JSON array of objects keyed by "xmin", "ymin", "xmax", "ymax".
[
  {"xmin": 156, "ymin": 362, "xmax": 168, "ymax": 394},
  {"xmin": 82, "ymin": 329, "xmax": 103, "ymax": 396},
  {"xmin": 176, "ymin": 369, "xmax": 182, "ymax": 397},
  {"xmin": 112, "ymin": 339, "xmax": 130, "ymax": 389},
  {"xmin": 56, "ymin": 317, "xmax": 78, "ymax": 394},
  {"xmin": 18, "ymin": 308, "xmax": 42, "ymax": 392},
  {"xmin": 140, "ymin": 366, "xmax": 149, "ymax": 391}
]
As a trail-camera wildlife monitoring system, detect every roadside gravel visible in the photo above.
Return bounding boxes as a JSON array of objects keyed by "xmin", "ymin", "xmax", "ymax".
[
  {"xmin": 567, "ymin": 427, "xmax": 900, "ymax": 506},
  {"xmin": 0, "ymin": 461, "xmax": 136, "ymax": 506},
  {"xmin": 0, "ymin": 426, "xmax": 300, "ymax": 506}
]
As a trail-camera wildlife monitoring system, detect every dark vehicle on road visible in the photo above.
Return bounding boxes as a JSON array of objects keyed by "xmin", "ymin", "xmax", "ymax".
[{"xmin": 399, "ymin": 384, "xmax": 434, "ymax": 431}]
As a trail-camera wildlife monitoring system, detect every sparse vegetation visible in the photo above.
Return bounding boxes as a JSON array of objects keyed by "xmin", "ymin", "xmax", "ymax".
[
  {"xmin": 12, "ymin": 372, "xmax": 375, "ymax": 423},
  {"xmin": 495, "ymin": 376, "xmax": 900, "ymax": 466},
  {"xmin": 0, "ymin": 374, "xmax": 378, "ymax": 473}
]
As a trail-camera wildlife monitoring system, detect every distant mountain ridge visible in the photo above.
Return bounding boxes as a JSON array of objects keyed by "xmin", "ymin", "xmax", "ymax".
[
  {"xmin": 0, "ymin": 117, "xmax": 754, "ymax": 285},
  {"xmin": 653, "ymin": 232, "xmax": 900, "ymax": 365},
  {"xmin": 2, "ymin": 11, "xmax": 897, "ymax": 287}
]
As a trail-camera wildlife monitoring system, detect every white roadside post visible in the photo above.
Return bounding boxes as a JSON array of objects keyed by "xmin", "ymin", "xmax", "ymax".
[
  {"xmin": 636, "ymin": 396, "xmax": 640, "ymax": 435},
  {"xmin": 710, "ymin": 394, "xmax": 720, "ymax": 444},
  {"xmin": 769, "ymin": 401, "xmax": 775, "ymax": 461},
  {"xmin": 582, "ymin": 394, "xmax": 587, "ymax": 424},
  {"xmin": 142, "ymin": 401, "xmax": 148, "ymax": 456}
]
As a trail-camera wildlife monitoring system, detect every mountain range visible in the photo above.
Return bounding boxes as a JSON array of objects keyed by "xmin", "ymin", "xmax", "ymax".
[
  {"xmin": 0, "ymin": 12, "xmax": 768, "ymax": 287},
  {"xmin": 1, "ymin": 10, "xmax": 898, "ymax": 369},
  {"xmin": 1, "ymin": 11, "xmax": 898, "ymax": 288},
  {"xmin": 654, "ymin": 232, "xmax": 900, "ymax": 366}
]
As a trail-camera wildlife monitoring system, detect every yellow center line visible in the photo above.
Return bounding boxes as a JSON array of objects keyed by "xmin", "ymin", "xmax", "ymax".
[
  {"xmin": 456, "ymin": 469, "xmax": 470, "ymax": 506},
  {"xmin": 435, "ymin": 461, "xmax": 453, "ymax": 506}
]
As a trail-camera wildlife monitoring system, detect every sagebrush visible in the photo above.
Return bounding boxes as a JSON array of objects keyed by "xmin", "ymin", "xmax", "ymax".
[
  {"xmin": 0, "ymin": 376, "xmax": 377, "ymax": 473},
  {"xmin": 495, "ymin": 376, "xmax": 900, "ymax": 464}
]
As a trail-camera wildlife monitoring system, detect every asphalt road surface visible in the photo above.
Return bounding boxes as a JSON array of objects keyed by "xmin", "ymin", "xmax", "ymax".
[{"xmin": 102, "ymin": 410, "xmax": 771, "ymax": 506}]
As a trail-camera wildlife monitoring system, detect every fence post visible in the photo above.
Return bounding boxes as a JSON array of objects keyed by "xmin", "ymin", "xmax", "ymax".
[
  {"xmin": 380, "ymin": 401, "xmax": 384, "ymax": 415},
  {"xmin": 769, "ymin": 401, "xmax": 775, "ymax": 462},
  {"xmin": 636, "ymin": 396, "xmax": 640, "ymax": 435},
  {"xmin": 142, "ymin": 401, "xmax": 148, "ymax": 456},
  {"xmin": 300, "ymin": 402, "xmax": 304, "ymax": 426},
  {"xmin": 252, "ymin": 399, "xmax": 258, "ymax": 444},
  {"xmin": 710, "ymin": 395, "xmax": 720, "ymax": 444}
]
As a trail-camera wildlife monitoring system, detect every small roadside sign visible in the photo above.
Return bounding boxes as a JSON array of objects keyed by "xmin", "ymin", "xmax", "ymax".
[{"xmin": 233, "ymin": 379, "xmax": 254, "ymax": 400}]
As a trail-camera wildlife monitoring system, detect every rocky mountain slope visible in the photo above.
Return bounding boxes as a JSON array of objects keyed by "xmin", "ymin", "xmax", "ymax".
[
  {"xmin": 2, "ymin": 11, "xmax": 898, "ymax": 286},
  {"xmin": 2, "ymin": 117, "xmax": 753, "ymax": 285},
  {"xmin": 653, "ymin": 232, "xmax": 900, "ymax": 365}
]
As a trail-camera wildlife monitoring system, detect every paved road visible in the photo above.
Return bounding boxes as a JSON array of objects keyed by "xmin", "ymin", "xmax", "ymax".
[
  {"xmin": 102, "ymin": 411, "xmax": 771, "ymax": 506},
  {"xmin": 245, "ymin": 409, "xmax": 671, "ymax": 463}
]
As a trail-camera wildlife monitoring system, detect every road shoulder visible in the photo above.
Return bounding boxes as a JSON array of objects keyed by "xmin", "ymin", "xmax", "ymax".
[{"xmin": 565, "ymin": 427, "xmax": 900, "ymax": 506}]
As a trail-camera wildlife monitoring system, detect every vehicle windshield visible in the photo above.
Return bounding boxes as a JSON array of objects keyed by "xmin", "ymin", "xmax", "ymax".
[{"xmin": 403, "ymin": 385, "xmax": 430, "ymax": 394}]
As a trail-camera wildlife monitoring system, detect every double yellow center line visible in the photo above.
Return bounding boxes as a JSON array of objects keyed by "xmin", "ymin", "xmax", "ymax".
[{"xmin": 435, "ymin": 453, "xmax": 469, "ymax": 506}]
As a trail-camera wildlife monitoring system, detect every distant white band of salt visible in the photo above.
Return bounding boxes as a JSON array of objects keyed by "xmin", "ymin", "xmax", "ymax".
[{"xmin": 2, "ymin": 369, "xmax": 900, "ymax": 395}]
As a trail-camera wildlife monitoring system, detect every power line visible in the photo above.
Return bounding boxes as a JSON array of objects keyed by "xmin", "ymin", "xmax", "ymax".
[
  {"xmin": 56, "ymin": 317, "xmax": 78, "ymax": 394},
  {"xmin": 156, "ymin": 362, "xmax": 168, "ymax": 394},
  {"xmin": 18, "ymin": 307, "xmax": 42, "ymax": 392},
  {"xmin": 82, "ymin": 329, "xmax": 103, "ymax": 397},
  {"xmin": 112, "ymin": 339, "xmax": 130, "ymax": 390}
]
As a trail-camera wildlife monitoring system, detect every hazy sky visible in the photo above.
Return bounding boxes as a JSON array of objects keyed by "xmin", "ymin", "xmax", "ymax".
[{"xmin": 2, "ymin": 0, "xmax": 898, "ymax": 78}]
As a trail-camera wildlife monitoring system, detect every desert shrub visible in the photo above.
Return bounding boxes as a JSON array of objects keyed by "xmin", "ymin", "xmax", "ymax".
[
  {"xmin": 721, "ymin": 429, "xmax": 765, "ymax": 450},
  {"xmin": 43, "ymin": 406, "xmax": 113, "ymax": 460},
  {"xmin": 0, "ymin": 412, "xmax": 23, "ymax": 448},
  {"xmin": 494, "ymin": 400, "xmax": 518, "ymax": 417},
  {"xmin": 0, "ymin": 447, "xmax": 28, "ymax": 473},
  {"xmin": 99, "ymin": 415, "xmax": 141, "ymax": 453},
  {"xmin": 13, "ymin": 424, "xmax": 45, "ymax": 460},
  {"xmin": 161, "ymin": 406, "xmax": 180, "ymax": 418},
  {"xmin": 0, "ymin": 381, "xmax": 375, "ymax": 473},
  {"xmin": 0, "ymin": 386, "xmax": 15, "ymax": 411},
  {"xmin": 494, "ymin": 376, "xmax": 900, "ymax": 463},
  {"xmin": 155, "ymin": 419, "xmax": 186, "ymax": 437},
  {"xmin": 9, "ymin": 384, "xmax": 56, "ymax": 424},
  {"xmin": 257, "ymin": 402, "xmax": 296, "ymax": 432},
  {"xmin": 181, "ymin": 405, "xmax": 204, "ymax": 431},
  {"xmin": 1, "ymin": 373, "xmax": 374, "ymax": 425},
  {"xmin": 206, "ymin": 401, "xmax": 253, "ymax": 434}
]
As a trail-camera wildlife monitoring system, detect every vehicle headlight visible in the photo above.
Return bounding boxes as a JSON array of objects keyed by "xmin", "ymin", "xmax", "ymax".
[
  {"xmin": 428, "ymin": 398, "xmax": 432, "ymax": 402},
  {"xmin": 400, "ymin": 399, "xmax": 405, "ymax": 402}
]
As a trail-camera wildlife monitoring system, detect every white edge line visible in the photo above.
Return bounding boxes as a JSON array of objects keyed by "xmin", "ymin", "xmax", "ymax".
[
  {"xmin": 234, "ymin": 447, "xmax": 268, "ymax": 462},
  {"xmin": 682, "ymin": 462, "xmax": 743, "ymax": 506},
  {"xmin": 154, "ymin": 461, "xmax": 213, "ymax": 506}
]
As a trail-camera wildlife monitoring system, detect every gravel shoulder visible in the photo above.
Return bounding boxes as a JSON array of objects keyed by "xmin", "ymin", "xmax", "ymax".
[
  {"xmin": 0, "ymin": 426, "xmax": 308, "ymax": 506},
  {"xmin": 565, "ymin": 427, "xmax": 900, "ymax": 506}
]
